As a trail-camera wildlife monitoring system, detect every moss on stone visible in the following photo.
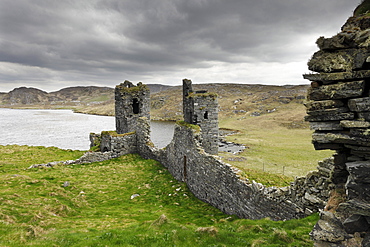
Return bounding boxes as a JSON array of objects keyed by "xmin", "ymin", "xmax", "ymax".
[
  {"xmin": 354, "ymin": 0, "xmax": 370, "ymax": 17},
  {"xmin": 116, "ymin": 83, "xmax": 149, "ymax": 94},
  {"xmin": 146, "ymin": 141, "xmax": 155, "ymax": 147},
  {"xmin": 89, "ymin": 145, "xmax": 100, "ymax": 152},
  {"xmin": 101, "ymin": 130, "xmax": 136, "ymax": 137},
  {"xmin": 187, "ymin": 92, "xmax": 218, "ymax": 100},
  {"xmin": 89, "ymin": 133, "xmax": 101, "ymax": 152},
  {"xmin": 176, "ymin": 120, "xmax": 201, "ymax": 132}
]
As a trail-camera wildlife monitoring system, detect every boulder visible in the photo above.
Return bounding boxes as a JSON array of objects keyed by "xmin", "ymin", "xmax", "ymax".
[
  {"xmin": 305, "ymin": 112, "xmax": 354, "ymax": 122},
  {"xmin": 303, "ymin": 70, "xmax": 370, "ymax": 83}
]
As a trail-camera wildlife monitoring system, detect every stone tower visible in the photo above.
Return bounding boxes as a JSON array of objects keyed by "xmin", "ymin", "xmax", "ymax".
[
  {"xmin": 115, "ymin": 80, "xmax": 150, "ymax": 134},
  {"xmin": 182, "ymin": 79, "xmax": 219, "ymax": 155}
]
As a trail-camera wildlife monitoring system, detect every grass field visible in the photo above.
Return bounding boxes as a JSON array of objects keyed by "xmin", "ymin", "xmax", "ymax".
[
  {"xmin": 219, "ymin": 102, "xmax": 333, "ymax": 186},
  {"xmin": 0, "ymin": 145, "xmax": 318, "ymax": 246}
]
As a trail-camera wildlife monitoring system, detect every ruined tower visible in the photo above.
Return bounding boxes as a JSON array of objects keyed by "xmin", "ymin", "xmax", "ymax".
[
  {"xmin": 304, "ymin": 7, "xmax": 370, "ymax": 246},
  {"xmin": 115, "ymin": 80, "xmax": 150, "ymax": 134},
  {"xmin": 182, "ymin": 79, "xmax": 219, "ymax": 155}
]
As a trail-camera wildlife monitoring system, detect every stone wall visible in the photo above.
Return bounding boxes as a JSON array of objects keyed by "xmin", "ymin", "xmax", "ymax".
[
  {"xmin": 148, "ymin": 122, "xmax": 333, "ymax": 220},
  {"xmin": 87, "ymin": 118, "xmax": 334, "ymax": 221},
  {"xmin": 100, "ymin": 131, "xmax": 137, "ymax": 155},
  {"xmin": 304, "ymin": 12, "xmax": 370, "ymax": 247}
]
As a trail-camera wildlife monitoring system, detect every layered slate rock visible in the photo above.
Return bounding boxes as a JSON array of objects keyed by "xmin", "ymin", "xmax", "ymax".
[{"xmin": 304, "ymin": 3, "xmax": 370, "ymax": 245}]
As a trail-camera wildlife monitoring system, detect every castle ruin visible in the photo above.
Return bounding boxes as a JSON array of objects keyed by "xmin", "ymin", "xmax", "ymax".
[
  {"xmin": 182, "ymin": 79, "xmax": 219, "ymax": 155},
  {"xmin": 29, "ymin": 3, "xmax": 370, "ymax": 245},
  {"xmin": 82, "ymin": 78, "xmax": 339, "ymax": 222}
]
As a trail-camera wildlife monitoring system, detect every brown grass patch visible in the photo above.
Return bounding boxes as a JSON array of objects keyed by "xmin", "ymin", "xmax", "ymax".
[
  {"xmin": 195, "ymin": 226, "xmax": 218, "ymax": 236},
  {"xmin": 325, "ymin": 188, "xmax": 347, "ymax": 213}
]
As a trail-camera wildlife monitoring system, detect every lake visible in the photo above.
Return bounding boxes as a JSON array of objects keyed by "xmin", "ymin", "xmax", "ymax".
[{"xmin": 0, "ymin": 108, "xmax": 175, "ymax": 150}]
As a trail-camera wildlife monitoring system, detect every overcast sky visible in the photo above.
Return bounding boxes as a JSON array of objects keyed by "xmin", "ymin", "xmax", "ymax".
[{"xmin": 0, "ymin": 0, "xmax": 359, "ymax": 92}]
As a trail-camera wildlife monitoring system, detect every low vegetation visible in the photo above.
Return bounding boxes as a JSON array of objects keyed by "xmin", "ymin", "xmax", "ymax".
[
  {"xmin": 0, "ymin": 145, "xmax": 318, "ymax": 246},
  {"xmin": 219, "ymin": 102, "xmax": 333, "ymax": 186}
]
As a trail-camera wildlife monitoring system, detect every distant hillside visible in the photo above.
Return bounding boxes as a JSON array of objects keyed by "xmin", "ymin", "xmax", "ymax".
[
  {"xmin": 0, "ymin": 84, "xmax": 174, "ymax": 116},
  {"xmin": 150, "ymin": 83, "xmax": 309, "ymax": 122},
  {"xmin": 0, "ymin": 83, "xmax": 309, "ymax": 123},
  {"xmin": 1, "ymin": 83, "xmax": 324, "ymax": 177}
]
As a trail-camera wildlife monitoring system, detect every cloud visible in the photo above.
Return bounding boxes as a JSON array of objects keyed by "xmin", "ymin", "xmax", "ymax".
[{"xmin": 0, "ymin": 0, "xmax": 359, "ymax": 92}]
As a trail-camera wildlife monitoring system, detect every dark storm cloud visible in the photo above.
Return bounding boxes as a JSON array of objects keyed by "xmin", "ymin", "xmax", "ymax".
[{"xmin": 0, "ymin": 0, "xmax": 359, "ymax": 91}]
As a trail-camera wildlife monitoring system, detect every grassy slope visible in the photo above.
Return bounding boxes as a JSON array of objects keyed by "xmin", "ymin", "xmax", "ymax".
[
  {"xmin": 219, "ymin": 102, "xmax": 333, "ymax": 184},
  {"xmin": 0, "ymin": 145, "xmax": 317, "ymax": 246}
]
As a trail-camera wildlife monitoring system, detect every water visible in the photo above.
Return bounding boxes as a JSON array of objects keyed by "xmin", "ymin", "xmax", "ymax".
[{"xmin": 0, "ymin": 108, "xmax": 174, "ymax": 150}]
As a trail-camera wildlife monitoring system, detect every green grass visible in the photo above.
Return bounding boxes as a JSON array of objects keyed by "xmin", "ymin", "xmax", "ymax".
[
  {"xmin": 0, "ymin": 145, "xmax": 317, "ymax": 246},
  {"xmin": 219, "ymin": 103, "xmax": 333, "ymax": 186},
  {"xmin": 84, "ymin": 94, "xmax": 111, "ymax": 103}
]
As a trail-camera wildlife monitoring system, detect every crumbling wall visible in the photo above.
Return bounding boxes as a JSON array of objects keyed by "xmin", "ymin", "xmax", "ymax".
[
  {"xmin": 87, "ymin": 117, "xmax": 335, "ymax": 220},
  {"xmin": 115, "ymin": 80, "xmax": 150, "ymax": 134},
  {"xmin": 41, "ymin": 79, "xmax": 338, "ymax": 221},
  {"xmin": 85, "ymin": 80, "xmax": 335, "ymax": 221},
  {"xmin": 152, "ymin": 122, "xmax": 335, "ymax": 220},
  {"xmin": 100, "ymin": 131, "xmax": 137, "ymax": 155},
  {"xmin": 304, "ymin": 11, "xmax": 370, "ymax": 247},
  {"xmin": 182, "ymin": 79, "xmax": 219, "ymax": 155}
]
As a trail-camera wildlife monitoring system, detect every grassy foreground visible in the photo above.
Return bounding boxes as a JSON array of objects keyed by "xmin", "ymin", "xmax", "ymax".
[{"xmin": 0, "ymin": 145, "xmax": 317, "ymax": 246}]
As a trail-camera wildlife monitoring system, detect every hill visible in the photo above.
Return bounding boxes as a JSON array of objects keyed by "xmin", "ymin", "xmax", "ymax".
[
  {"xmin": 0, "ymin": 84, "xmax": 173, "ymax": 116},
  {"xmin": 150, "ymin": 83, "xmax": 308, "ymax": 122},
  {"xmin": 0, "ymin": 83, "xmax": 309, "ymax": 121}
]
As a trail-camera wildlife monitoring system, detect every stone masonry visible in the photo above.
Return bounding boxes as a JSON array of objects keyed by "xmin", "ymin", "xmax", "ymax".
[
  {"xmin": 182, "ymin": 79, "xmax": 219, "ymax": 155},
  {"xmin": 115, "ymin": 80, "xmax": 150, "ymax": 134},
  {"xmin": 304, "ymin": 8, "xmax": 370, "ymax": 246}
]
